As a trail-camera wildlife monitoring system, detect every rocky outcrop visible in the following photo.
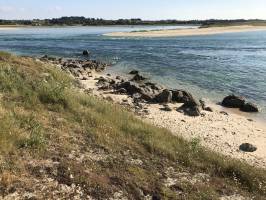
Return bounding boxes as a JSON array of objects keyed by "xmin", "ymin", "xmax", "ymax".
[
  {"xmin": 39, "ymin": 55, "xmax": 108, "ymax": 80},
  {"xmin": 222, "ymin": 95, "xmax": 259, "ymax": 113},
  {"xmin": 172, "ymin": 89, "xmax": 198, "ymax": 104},
  {"xmin": 153, "ymin": 89, "xmax": 172, "ymax": 103},
  {"xmin": 177, "ymin": 92, "xmax": 201, "ymax": 116},
  {"xmin": 96, "ymin": 76, "xmax": 116, "ymax": 90},
  {"xmin": 222, "ymin": 95, "xmax": 245, "ymax": 108},
  {"xmin": 116, "ymin": 81, "xmax": 160, "ymax": 101}
]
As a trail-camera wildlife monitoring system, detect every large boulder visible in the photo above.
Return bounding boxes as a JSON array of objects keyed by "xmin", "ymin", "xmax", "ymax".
[
  {"xmin": 179, "ymin": 105, "xmax": 201, "ymax": 117},
  {"xmin": 172, "ymin": 90, "xmax": 185, "ymax": 103},
  {"xmin": 222, "ymin": 95, "xmax": 245, "ymax": 108},
  {"xmin": 240, "ymin": 102, "xmax": 259, "ymax": 113},
  {"xmin": 83, "ymin": 50, "xmax": 90, "ymax": 56},
  {"xmin": 239, "ymin": 143, "xmax": 257, "ymax": 152},
  {"xmin": 177, "ymin": 92, "xmax": 201, "ymax": 116},
  {"xmin": 172, "ymin": 89, "xmax": 197, "ymax": 104},
  {"xmin": 116, "ymin": 81, "xmax": 158, "ymax": 101},
  {"xmin": 153, "ymin": 89, "xmax": 172, "ymax": 103}
]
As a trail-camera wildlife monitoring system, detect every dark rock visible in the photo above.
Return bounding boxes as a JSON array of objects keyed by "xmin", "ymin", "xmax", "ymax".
[
  {"xmin": 145, "ymin": 82, "xmax": 163, "ymax": 91},
  {"xmin": 82, "ymin": 62, "xmax": 94, "ymax": 69},
  {"xmin": 154, "ymin": 89, "xmax": 172, "ymax": 103},
  {"xmin": 199, "ymin": 100, "xmax": 213, "ymax": 112},
  {"xmin": 129, "ymin": 70, "xmax": 139, "ymax": 75},
  {"xmin": 81, "ymin": 76, "xmax": 88, "ymax": 80},
  {"xmin": 182, "ymin": 92, "xmax": 200, "ymax": 107},
  {"xmin": 160, "ymin": 104, "xmax": 172, "ymax": 112},
  {"xmin": 67, "ymin": 63, "xmax": 81, "ymax": 68},
  {"xmin": 116, "ymin": 88, "xmax": 127, "ymax": 94},
  {"xmin": 177, "ymin": 92, "xmax": 201, "ymax": 116},
  {"xmin": 222, "ymin": 95, "xmax": 245, "ymax": 108},
  {"xmin": 106, "ymin": 73, "xmax": 111, "ymax": 77},
  {"xmin": 152, "ymin": 194, "xmax": 161, "ymax": 200},
  {"xmin": 172, "ymin": 90, "xmax": 185, "ymax": 103},
  {"xmin": 83, "ymin": 50, "xmax": 90, "ymax": 56},
  {"xmin": 179, "ymin": 105, "xmax": 201, "ymax": 117},
  {"xmin": 172, "ymin": 89, "xmax": 197, "ymax": 104},
  {"xmin": 96, "ymin": 77, "xmax": 116, "ymax": 90},
  {"xmin": 204, "ymin": 107, "xmax": 213, "ymax": 112},
  {"xmin": 220, "ymin": 111, "xmax": 229, "ymax": 115},
  {"xmin": 116, "ymin": 81, "xmax": 155, "ymax": 101},
  {"xmin": 131, "ymin": 74, "xmax": 147, "ymax": 82},
  {"xmin": 42, "ymin": 55, "xmax": 48, "ymax": 59},
  {"xmin": 117, "ymin": 81, "xmax": 142, "ymax": 95},
  {"xmin": 199, "ymin": 99, "xmax": 206, "ymax": 109},
  {"xmin": 116, "ymin": 76, "xmax": 122, "ymax": 80},
  {"xmin": 240, "ymin": 102, "xmax": 259, "ymax": 113},
  {"xmin": 239, "ymin": 143, "xmax": 257, "ymax": 152}
]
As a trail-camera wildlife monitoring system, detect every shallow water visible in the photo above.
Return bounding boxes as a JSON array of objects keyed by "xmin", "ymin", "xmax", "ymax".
[{"xmin": 0, "ymin": 26, "xmax": 266, "ymax": 120}]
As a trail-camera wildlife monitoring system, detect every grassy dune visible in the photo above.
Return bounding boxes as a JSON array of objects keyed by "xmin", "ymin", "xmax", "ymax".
[{"xmin": 0, "ymin": 52, "xmax": 265, "ymax": 199}]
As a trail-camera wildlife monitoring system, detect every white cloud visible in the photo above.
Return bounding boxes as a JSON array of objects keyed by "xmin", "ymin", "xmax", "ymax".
[
  {"xmin": 0, "ymin": 6, "xmax": 15, "ymax": 13},
  {"xmin": 0, "ymin": 5, "xmax": 26, "ymax": 14},
  {"xmin": 48, "ymin": 6, "xmax": 63, "ymax": 12}
]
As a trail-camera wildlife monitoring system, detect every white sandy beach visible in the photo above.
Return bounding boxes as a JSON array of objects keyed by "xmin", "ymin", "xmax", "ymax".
[
  {"xmin": 0, "ymin": 25, "xmax": 22, "ymax": 31},
  {"xmin": 78, "ymin": 72, "xmax": 266, "ymax": 169},
  {"xmin": 0, "ymin": 28, "xmax": 19, "ymax": 31},
  {"xmin": 105, "ymin": 25, "xmax": 266, "ymax": 37}
]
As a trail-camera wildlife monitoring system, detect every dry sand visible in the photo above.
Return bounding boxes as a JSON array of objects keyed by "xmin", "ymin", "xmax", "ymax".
[
  {"xmin": 79, "ymin": 72, "xmax": 266, "ymax": 169},
  {"xmin": 104, "ymin": 25, "xmax": 266, "ymax": 37},
  {"xmin": 0, "ymin": 25, "xmax": 22, "ymax": 31}
]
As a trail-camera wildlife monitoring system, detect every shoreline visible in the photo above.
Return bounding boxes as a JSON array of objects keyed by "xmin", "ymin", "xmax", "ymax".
[
  {"xmin": 38, "ymin": 55, "xmax": 266, "ymax": 169},
  {"xmin": 104, "ymin": 25, "xmax": 266, "ymax": 37}
]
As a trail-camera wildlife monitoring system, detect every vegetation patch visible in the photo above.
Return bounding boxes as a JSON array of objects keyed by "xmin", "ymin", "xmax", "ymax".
[{"xmin": 0, "ymin": 52, "xmax": 265, "ymax": 199}]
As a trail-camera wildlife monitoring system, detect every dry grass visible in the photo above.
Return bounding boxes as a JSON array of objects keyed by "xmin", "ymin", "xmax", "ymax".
[{"xmin": 0, "ymin": 52, "xmax": 265, "ymax": 199}]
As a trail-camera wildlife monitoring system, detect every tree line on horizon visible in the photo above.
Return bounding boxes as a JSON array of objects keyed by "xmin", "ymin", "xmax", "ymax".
[{"xmin": 0, "ymin": 16, "xmax": 265, "ymax": 26}]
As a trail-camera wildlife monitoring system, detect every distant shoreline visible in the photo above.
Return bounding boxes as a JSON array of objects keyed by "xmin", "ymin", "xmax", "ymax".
[{"xmin": 104, "ymin": 25, "xmax": 266, "ymax": 37}]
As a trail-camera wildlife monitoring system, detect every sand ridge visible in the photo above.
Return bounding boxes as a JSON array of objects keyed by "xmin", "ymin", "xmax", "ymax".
[{"xmin": 104, "ymin": 25, "xmax": 266, "ymax": 37}]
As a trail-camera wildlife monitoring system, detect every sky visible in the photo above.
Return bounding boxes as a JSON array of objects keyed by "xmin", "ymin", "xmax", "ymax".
[{"xmin": 0, "ymin": 0, "xmax": 266, "ymax": 20}]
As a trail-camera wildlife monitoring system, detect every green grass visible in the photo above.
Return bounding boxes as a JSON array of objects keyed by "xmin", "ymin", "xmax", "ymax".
[
  {"xmin": 200, "ymin": 21, "xmax": 266, "ymax": 28},
  {"xmin": 0, "ymin": 52, "xmax": 265, "ymax": 199}
]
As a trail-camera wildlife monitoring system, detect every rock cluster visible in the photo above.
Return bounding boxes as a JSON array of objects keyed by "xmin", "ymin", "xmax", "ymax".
[
  {"xmin": 110, "ymin": 70, "xmax": 204, "ymax": 116},
  {"xmin": 39, "ymin": 57, "xmax": 212, "ymax": 118},
  {"xmin": 40, "ymin": 55, "xmax": 108, "ymax": 80}
]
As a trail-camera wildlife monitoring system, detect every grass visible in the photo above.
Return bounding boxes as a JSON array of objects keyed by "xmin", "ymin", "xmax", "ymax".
[
  {"xmin": 200, "ymin": 21, "xmax": 266, "ymax": 28},
  {"xmin": 0, "ymin": 52, "xmax": 265, "ymax": 199}
]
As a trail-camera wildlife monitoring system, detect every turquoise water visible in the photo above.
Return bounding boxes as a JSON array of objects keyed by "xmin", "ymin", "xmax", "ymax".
[{"xmin": 0, "ymin": 26, "xmax": 266, "ymax": 120}]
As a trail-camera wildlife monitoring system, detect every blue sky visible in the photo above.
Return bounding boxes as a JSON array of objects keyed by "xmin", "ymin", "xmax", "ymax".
[{"xmin": 0, "ymin": 0, "xmax": 266, "ymax": 20}]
